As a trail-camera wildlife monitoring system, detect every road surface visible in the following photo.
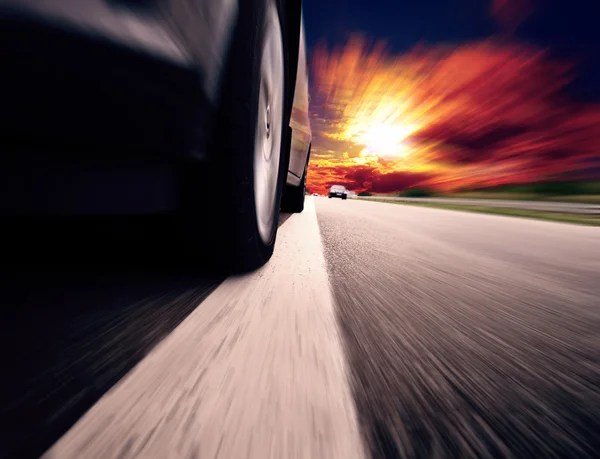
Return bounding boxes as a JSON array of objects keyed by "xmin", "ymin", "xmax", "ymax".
[
  {"xmin": 360, "ymin": 196, "xmax": 600, "ymax": 214},
  {"xmin": 316, "ymin": 198, "xmax": 600, "ymax": 458},
  {"xmin": 0, "ymin": 197, "xmax": 598, "ymax": 458}
]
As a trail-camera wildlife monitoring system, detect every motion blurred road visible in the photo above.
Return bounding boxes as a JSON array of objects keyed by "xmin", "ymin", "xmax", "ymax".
[
  {"xmin": 1, "ymin": 198, "xmax": 599, "ymax": 458},
  {"xmin": 316, "ymin": 198, "xmax": 600, "ymax": 458}
]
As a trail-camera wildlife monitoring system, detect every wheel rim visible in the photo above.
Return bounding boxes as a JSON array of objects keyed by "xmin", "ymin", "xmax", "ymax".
[{"xmin": 254, "ymin": 2, "xmax": 284, "ymax": 245}]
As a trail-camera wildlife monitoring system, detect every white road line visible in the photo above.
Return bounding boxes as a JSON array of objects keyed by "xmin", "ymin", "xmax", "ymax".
[{"xmin": 44, "ymin": 197, "xmax": 365, "ymax": 459}]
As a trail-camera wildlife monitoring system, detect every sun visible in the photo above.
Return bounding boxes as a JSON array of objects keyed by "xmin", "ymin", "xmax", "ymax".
[{"xmin": 358, "ymin": 122, "xmax": 418, "ymax": 158}]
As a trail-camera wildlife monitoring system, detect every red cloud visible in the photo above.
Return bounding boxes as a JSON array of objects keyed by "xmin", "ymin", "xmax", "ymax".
[
  {"xmin": 305, "ymin": 34, "xmax": 600, "ymax": 196},
  {"xmin": 307, "ymin": 164, "xmax": 432, "ymax": 195}
]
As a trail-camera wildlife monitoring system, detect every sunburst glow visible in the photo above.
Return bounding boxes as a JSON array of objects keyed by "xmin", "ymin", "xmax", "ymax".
[
  {"xmin": 358, "ymin": 123, "xmax": 418, "ymax": 158},
  {"xmin": 305, "ymin": 36, "xmax": 600, "ymax": 195}
]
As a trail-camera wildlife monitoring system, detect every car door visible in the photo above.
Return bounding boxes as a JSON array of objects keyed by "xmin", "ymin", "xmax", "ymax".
[{"xmin": 287, "ymin": 12, "xmax": 312, "ymax": 185}]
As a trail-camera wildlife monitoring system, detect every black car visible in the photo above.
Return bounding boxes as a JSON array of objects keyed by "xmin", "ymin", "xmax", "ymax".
[
  {"xmin": 0, "ymin": 0, "xmax": 312, "ymax": 271},
  {"xmin": 328, "ymin": 185, "xmax": 347, "ymax": 200}
]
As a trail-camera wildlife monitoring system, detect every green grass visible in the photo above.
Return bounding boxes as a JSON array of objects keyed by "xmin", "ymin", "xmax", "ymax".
[
  {"xmin": 460, "ymin": 181, "xmax": 600, "ymax": 195},
  {"xmin": 397, "ymin": 187, "xmax": 436, "ymax": 198},
  {"xmin": 380, "ymin": 181, "xmax": 600, "ymax": 204},
  {"xmin": 444, "ymin": 191, "xmax": 600, "ymax": 204},
  {"xmin": 364, "ymin": 199, "xmax": 600, "ymax": 226}
]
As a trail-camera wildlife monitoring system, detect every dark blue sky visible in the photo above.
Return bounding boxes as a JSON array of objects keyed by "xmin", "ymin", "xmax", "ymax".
[{"xmin": 303, "ymin": 0, "xmax": 600, "ymax": 101}]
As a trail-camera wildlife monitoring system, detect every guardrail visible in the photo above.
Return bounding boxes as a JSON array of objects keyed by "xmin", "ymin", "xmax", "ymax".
[{"xmin": 358, "ymin": 196, "xmax": 600, "ymax": 215}]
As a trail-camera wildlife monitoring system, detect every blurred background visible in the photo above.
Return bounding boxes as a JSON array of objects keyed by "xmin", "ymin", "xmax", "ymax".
[{"xmin": 303, "ymin": 0, "xmax": 600, "ymax": 200}]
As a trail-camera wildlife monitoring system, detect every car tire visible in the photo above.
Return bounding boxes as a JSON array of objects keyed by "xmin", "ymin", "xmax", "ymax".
[
  {"xmin": 179, "ymin": 0, "xmax": 289, "ymax": 272},
  {"xmin": 281, "ymin": 143, "xmax": 310, "ymax": 213}
]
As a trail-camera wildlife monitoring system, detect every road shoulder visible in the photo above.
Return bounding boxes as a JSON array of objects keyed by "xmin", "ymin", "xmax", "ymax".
[{"xmin": 44, "ymin": 197, "xmax": 365, "ymax": 459}]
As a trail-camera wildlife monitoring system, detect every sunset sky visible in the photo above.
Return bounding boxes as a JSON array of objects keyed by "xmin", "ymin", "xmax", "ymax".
[{"xmin": 302, "ymin": 0, "xmax": 600, "ymax": 195}]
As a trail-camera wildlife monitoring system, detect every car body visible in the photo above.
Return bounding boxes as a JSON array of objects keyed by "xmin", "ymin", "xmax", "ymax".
[
  {"xmin": 0, "ymin": 0, "xmax": 312, "ymax": 270},
  {"xmin": 328, "ymin": 185, "xmax": 347, "ymax": 200}
]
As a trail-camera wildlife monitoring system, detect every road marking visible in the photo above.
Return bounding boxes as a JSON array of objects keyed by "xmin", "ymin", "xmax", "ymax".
[{"xmin": 44, "ymin": 197, "xmax": 365, "ymax": 459}]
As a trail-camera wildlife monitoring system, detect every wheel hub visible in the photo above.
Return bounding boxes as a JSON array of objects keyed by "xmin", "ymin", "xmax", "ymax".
[{"xmin": 264, "ymin": 104, "xmax": 272, "ymax": 160}]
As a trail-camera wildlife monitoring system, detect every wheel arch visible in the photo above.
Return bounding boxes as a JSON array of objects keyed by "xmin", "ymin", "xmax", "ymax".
[{"xmin": 279, "ymin": 0, "xmax": 302, "ymax": 123}]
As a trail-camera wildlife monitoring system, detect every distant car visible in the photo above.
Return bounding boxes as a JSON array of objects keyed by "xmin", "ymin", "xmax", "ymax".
[
  {"xmin": 312, "ymin": 193, "xmax": 319, "ymax": 197},
  {"xmin": 0, "ymin": 0, "xmax": 312, "ymax": 271},
  {"xmin": 329, "ymin": 185, "xmax": 347, "ymax": 200}
]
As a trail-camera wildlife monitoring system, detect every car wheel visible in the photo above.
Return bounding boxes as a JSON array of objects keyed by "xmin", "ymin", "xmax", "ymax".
[
  {"xmin": 281, "ymin": 143, "xmax": 310, "ymax": 213},
  {"xmin": 179, "ymin": 0, "xmax": 289, "ymax": 272}
]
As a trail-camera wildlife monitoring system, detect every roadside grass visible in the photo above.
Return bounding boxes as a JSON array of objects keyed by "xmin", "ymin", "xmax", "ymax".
[
  {"xmin": 363, "ymin": 199, "xmax": 600, "ymax": 226},
  {"xmin": 388, "ymin": 181, "xmax": 600, "ymax": 203},
  {"xmin": 444, "ymin": 192, "xmax": 600, "ymax": 204}
]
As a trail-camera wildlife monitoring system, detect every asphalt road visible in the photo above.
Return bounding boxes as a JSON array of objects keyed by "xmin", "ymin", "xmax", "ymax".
[
  {"xmin": 0, "ymin": 218, "xmax": 227, "ymax": 459},
  {"xmin": 42, "ymin": 199, "xmax": 364, "ymax": 459},
  {"xmin": 1, "ymin": 198, "xmax": 599, "ymax": 459},
  {"xmin": 0, "ymin": 212, "xmax": 289, "ymax": 458},
  {"xmin": 316, "ymin": 198, "xmax": 600, "ymax": 458},
  {"xmin": 360, "ymin": 196, "xmax": 600, "ymax": 214}
]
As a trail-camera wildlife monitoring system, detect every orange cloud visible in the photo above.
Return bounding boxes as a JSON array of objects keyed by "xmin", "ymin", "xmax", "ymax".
[{"xmin": 306, "ymin": 36, "xmax": 600, "ymax": 195}]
